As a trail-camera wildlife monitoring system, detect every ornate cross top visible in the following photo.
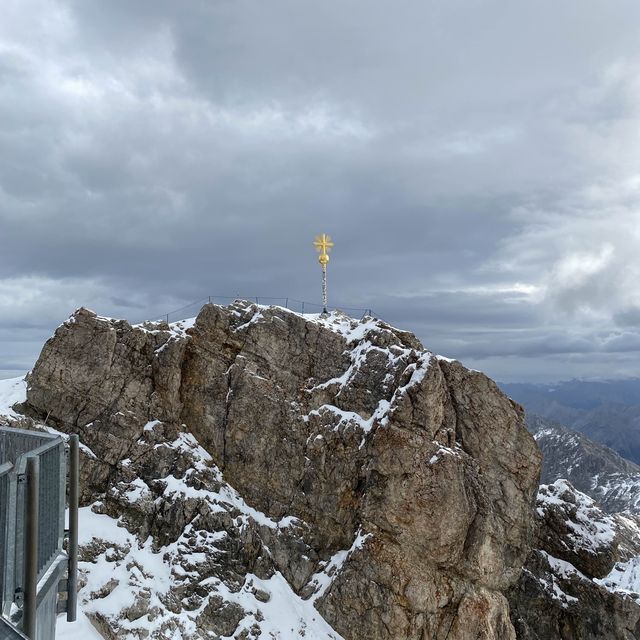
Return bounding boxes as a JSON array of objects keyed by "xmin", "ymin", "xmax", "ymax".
[{"xmin": 314, "ymin": 233, "xmax": 334, "ymax": 265}]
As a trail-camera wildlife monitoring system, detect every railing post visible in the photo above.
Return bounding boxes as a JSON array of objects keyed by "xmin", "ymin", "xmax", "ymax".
[
  {"xmin": 67, "ymin": 435, "xmax": 79, "ymax": 622},
  {"xmin": 23, "ymin": 456, "xmax": 39, "ymax": 639}
]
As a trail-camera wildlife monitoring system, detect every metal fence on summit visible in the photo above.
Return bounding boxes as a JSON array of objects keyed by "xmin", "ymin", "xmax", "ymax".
[
  {"xmin": 142, "ymin": 236, "xmax": 377, "ymax": 326},
  {"xmin": 148, "ymin": 296, "xmax": 375, "ymax": 325}
]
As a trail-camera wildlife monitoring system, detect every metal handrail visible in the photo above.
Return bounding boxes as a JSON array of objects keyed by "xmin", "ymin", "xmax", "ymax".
[
  {"xmin": 0, "ymin": 462, "xmax": 13, "ymax": 619},
  {"xmin": 1, "ymin": 462, "xmax": 17, "ymax": 620}
]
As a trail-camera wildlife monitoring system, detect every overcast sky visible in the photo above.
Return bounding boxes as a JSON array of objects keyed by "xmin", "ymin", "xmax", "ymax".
[{"xmin": 1, "ymin": 0, "xmax": 640, "ymax": 383}]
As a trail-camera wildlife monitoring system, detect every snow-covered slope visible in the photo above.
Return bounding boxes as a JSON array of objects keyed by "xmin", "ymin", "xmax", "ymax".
[{"xmin": 69, "ymin": 504, "xmax": 344, "ymax": 639}]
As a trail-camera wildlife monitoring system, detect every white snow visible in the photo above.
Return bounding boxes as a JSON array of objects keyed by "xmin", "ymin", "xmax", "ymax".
[
  {"xmin": 307, "ymin": 529, "xmax": 372, "ymax": 602},
  {"xmin": 541, "ymin": 550, "xmax": 589, "ymax": 583},
  {"xmin": 536, "ymin": 484, "xmax": 640, "ymax": 600},
  {"xmin": 305, "ymin": 404, "xmax": 373, "ymax": 433},
  {"xmin": 218, "ymin": 572, "xmax": 344, "ymax": 640},
  {"xmin": 310, "ymin": 340, "xmax": 381, "ymax": 392},
  {"xmin": 594, "ymin": 473, "xmax": 640, "ymax": 513},
  {"xmin": 141, "ymin": 437, "xmax": 299, "ymax": 532},
  {"xmin": 232, "ymin": 304, "xmax": 399, "ymax": 348},
  {"xmin": 0, "ymin": 376, "xmax": 27, "ymax": 417},
  {"xmin": 162, "ymin": 431, "xmax": 213, "ymax": 471},
  {"xmin": 76, "ymin": 508, "xmax": 133, "ymax": 547},
  {"xmin": 428, "ymin": 444, "xmax": 462, "ymax": 465},
  {"xmin": 304, "ymin": 344, "xmax": 432, "ymax": 450},
  {"xmin": 121, "ymin": 478, "xmax": 150, "ymax": 504},
  {"xmin": 170, "ymin": 317, "xmax": 196, "ymax": 336},
  {"xmin": 234, "ymin": 311, "xmax": 266, "ymax": 332},
  {"xmin": 49, "ymin": 420, "xmax": 330, "ymax": 637},
  {"xmin": 305, "ymin": 314, "xmax": 381, "ymax": 344},
  {"xmin": 596, "ymin": 556, "xmax": 640, "ymax": 597},
  {"xmin": 56, "ymin": 610, "xmax": 106, "ymax": 639}
]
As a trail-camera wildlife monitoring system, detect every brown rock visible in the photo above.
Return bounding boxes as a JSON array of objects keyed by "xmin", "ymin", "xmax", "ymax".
[{"xmin": 21, "ymin": 301, "xmax": 543, "ymax": 639}]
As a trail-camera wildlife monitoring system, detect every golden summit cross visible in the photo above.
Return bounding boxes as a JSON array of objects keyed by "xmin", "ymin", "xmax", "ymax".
[{"xmin": 313, "ymin": 234, "xmax": 334, "ymax": 313}]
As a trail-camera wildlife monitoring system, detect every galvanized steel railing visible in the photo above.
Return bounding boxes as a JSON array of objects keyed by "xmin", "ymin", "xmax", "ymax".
[
  {"xmin": 0, "ymin": 462, "xmax": 12, "ymax": 613},
  {"xmin": 0, "ymin": 427, "xmax": 79, "ymax": 640},
  {"xmin": 0, "ymin": 431, "xmax": 55, "ymax": 468}
]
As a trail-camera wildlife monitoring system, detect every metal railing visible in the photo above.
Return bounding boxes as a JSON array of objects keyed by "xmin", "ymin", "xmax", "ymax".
[
  {"xmin": 0, "ymin": 463, "xmax": 11, "ymax": 613},
  {"xmin": 144, "ymin": 295, "xmax": 377, "ymax": 325},
  {"xmin": 0, "ymin": 428, "xmax": 78, "ymax": 640}
]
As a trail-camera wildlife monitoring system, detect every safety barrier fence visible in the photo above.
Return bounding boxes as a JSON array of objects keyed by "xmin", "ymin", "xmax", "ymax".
[{"xmin": 0, "ymin": 428, "xmax": 78, "ymax": 640}]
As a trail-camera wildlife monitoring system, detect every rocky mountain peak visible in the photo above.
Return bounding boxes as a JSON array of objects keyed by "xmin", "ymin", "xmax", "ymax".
[{"xmin": 14, "ymin": 301, "xmax": 542, "ymax": 639}]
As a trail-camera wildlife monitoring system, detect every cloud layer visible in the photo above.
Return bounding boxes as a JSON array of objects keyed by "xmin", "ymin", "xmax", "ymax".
[{"xmin": 1, "ymin": 0, "xmax": 640, "ymax": 382}]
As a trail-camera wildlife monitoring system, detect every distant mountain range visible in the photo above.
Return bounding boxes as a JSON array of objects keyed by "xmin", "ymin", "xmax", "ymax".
[
  {"xmin": 502, "ymin": 379, "xmax": 640, "ymax": 464},
  {"xmin": 527, "ymin": 414, "xmax": 640, "ymax": 515}
]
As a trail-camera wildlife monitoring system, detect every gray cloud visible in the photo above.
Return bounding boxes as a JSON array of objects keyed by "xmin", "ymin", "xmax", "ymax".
[
  {"xmin": 614, "ymin": 305, "xmax": 640, "ymax": 328},
  {"xmin": 1, "ymin": 0, "xmax": 640, "ymax": 382}
]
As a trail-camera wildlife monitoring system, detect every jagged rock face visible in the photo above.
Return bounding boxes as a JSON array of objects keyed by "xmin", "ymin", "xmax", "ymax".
[
  {"xmin": 22, "ymin": 302, "xmax": 541, "ymax": 640},
  {"xmin": 508, "ymin": 480, "xmax": 640, "ymax": 639}
]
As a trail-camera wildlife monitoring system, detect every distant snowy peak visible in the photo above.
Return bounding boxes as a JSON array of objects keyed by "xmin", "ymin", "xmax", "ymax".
[
  {"xmin": 509, "ymin": 480, "xmax": 640, "ymax": 637},
  {"xmin": 528, "ymin": 414, "xmax": 640, "ymax": 515}
]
